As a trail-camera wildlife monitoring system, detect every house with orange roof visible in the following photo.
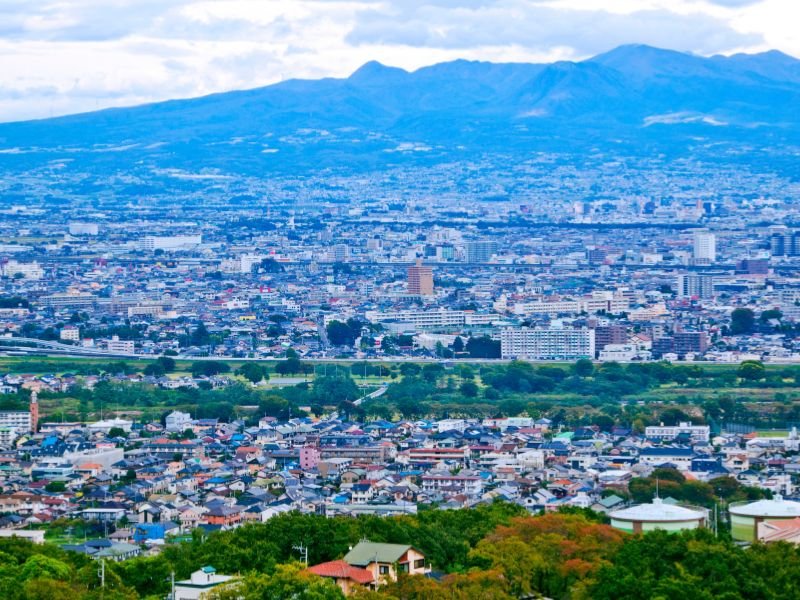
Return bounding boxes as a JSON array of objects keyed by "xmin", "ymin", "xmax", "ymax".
[
  {"xmin": 758, "ymin": 517, "xmax": 800, "ymax": 543},
  {"xmin": 308, "ymin": 560, "xmax": 374, "ymax": 595}
]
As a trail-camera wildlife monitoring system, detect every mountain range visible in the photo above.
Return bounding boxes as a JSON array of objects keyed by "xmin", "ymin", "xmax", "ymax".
[{"xmin": 0, "ymin": 44, "xmax": 799, "ymax": 176}]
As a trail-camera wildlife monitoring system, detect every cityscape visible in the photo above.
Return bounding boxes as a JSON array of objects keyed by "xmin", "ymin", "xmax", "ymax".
[{"xmin": 2, "ymin": 1, "xmax": 800, "ymax": 599}]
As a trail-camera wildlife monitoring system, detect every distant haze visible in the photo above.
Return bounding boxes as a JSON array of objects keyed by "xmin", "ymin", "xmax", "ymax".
[{"xmin": 0, "ymin": 0, "xmax": 797, "ymax": 122}]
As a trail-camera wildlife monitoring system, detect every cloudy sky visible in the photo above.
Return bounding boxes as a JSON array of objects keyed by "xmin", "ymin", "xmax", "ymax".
[{"xmin": 0, "ymin": 0, "xmax": 796, "ymax": 122}]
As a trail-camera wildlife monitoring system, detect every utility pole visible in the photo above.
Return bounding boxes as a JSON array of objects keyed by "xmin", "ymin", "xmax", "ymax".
[
  {"xmin": 293, "ymin": 543, "xmax": 308, "ymax": 565},
  {"xmin": 98, "ymin": 559, "xmax": 105, "ymax": 599},
  {"xmin": 170, "ymin": 570, "xmax": 175, "ymax": 600}
]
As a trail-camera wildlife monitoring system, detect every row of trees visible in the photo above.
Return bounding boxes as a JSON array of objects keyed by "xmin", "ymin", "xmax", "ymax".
[{"xmin": 9, "ymin": 503, "xmax": 800, "ymax": 599}]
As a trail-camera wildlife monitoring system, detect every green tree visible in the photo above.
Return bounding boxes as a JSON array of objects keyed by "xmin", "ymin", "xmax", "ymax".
[
  {"xmin": 208, "ymin": 564, "xmax": 345, "ymax": 600},
  {"xmin": 191, "ymin": 361, "xmax": 230, "ymax": 377},
  {"xmin": 312, "ymin": 376, "xmax": 360, "ymax": 405},
  {"xmin": 237, "ymin": 363, "xmax": 268, "ymax": 384},
  {"xmin": 107, "ymin": 427, "xmax": 128, "ymax": 439},
  {"xmin": 325, "ymin": 321, "xmax": 358, "ymax": 346},
  {"xmin": 21, "ymin": 555, "xmax": 72, "ymax": 581},
  {"xmin": 189, "ymin": 322, "xmax": 212, "ymax": 346},
  {"xmin": 573, "ymin": 358, "xmax": 595, "ymax": 377},
  {"xmin": 466, "ymin": 336, "xmax": 501, "ymax": 359},
  {"xmin": 730, "ymin": 308, "xmax": 755, "ymax": 335},
  {"xmin": 460, "ymin": 381, "xmax": 479, "ymax": 397},
  {"xmin": 737, "ymin": 360, "xmax": 766, "ymax": 381}
]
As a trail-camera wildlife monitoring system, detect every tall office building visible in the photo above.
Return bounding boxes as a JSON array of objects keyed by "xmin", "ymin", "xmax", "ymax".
[
  {"xmin": 407, "ymin": 259, "xmax": 434, "ymax": 296},
  {"xmin": 693, "ymin": 231, "xmax": 716, "ymax": 263},
  {"xmin": 465, "ymin": 240, "xmax": 499, "ymax": 263},
  {"xmin": 769, "ymin": 226, "xmax": 800, "ymax": 257},
  {"xmin": 330, "ymin": 244, "xmax": 350, "ymax": 263}
]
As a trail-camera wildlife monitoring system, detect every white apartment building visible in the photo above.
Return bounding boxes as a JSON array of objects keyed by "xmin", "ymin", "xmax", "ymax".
[
  {"xmin": 142, "ymin": 235, "xmax": 202, "ymax": 251},
  {"xmin": 1, "ymin": 260, "xmax": 44, "ymax": 280},
  {"xmin": 514, "ymin": 293, "xmax": 630, "ymax": 316},
  {"xmin": 599, "ymin": 344, "xmax": 651, "ymax": 362},
  {"xmin": 645, "ymin": 422, "xmax": 711, "ymax": 443},
  {"xmin": 365, "ymin": 308, "xmax": 499, "ymax": 330},
  {"xmin": 500, "ymin": 327, "xmax": 595, "ymax": 360},
  {"xmin": 60, "ymin": 326, "xmax": 80, "ymax": 341},
  {"xmin": 128, "ymin": 304, "xmax": 166, "ymax": 318},
  {"xmin": 693, "ymin": 231, "xmax": 716, "ymax": 263},
  {"xmin": 0, "ymin": 427, "xmax": 19, "ymax": 448},
  {"xmin": 421, "ymin": 473, "xmax": 484, "ymax": 496},
  {"xmin": 166, "ymin": 410, "xmax": 193, "ymax": 433},
  {"xmin": 106, "ymin": 335, "xmax": 135, "ymax": 354},
  {"xmin": 0, "ymin": 410, "xmax": 32, "ymax": 433}
]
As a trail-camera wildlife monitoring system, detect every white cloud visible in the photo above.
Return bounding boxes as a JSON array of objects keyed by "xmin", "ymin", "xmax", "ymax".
[
  {"xmin": 0, "ymin": 0, "xmax": 789, "ymax": 122},
  {"xmin": 345, "ymin": 3, "xmax": 761, "ymax": 56}
]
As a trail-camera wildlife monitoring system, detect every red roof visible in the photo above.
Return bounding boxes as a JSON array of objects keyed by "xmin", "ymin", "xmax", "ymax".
[{"xmin": 308, "ymin": 560, "xmax": 374, "ymax": 585}]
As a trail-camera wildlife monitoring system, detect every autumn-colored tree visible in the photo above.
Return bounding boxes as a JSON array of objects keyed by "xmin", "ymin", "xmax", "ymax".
[{"xmin": 468, "ymin": 513, "xmax": 626, "ymax": 598}]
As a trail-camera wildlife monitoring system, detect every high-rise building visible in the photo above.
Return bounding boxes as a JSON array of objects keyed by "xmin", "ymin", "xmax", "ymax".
[
  {"xmin": 330, "ymin": 244, "xmax": 350, "ymax": 263},
  {"xmin": 465, "ymin": 240, "xmax": 498, "ymax": 263},
  {"xmin": 407, "ymin": 259, "xmax": 434, "ymax": 296},
  {"xmin": 769, "ymin": 226, "xmax": 800, "ymax": 257},
  {"xmin": 676, "ymin": 273, "xmax": 716, "ymax": 299},
  {"xmin": 693, "ymin": 231, "xmax": 716, "ymax": 263}
]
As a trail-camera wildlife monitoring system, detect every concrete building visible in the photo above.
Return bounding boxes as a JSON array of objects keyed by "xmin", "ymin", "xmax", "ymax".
[
  {"xmin": 676, "ymin": 273, "xmax": 716, "ymax": 299},
  {"xmin": 0, "ymin": 392, "xmax": 36, "ymax": 434},
  {"xmin": 142, "ymin": 235, "xmax": 202, "ymax": 252},
  {"xmin": 465, "ymin": 240, "xmax": 498, "ymax": 263},
  {"xmin": 500, "ymin": 327, "xmax": 595, "ymax": 360},
  {"xmin": 165, "ymin": 411, "xmax": 193, "ymax": 433},
  {"xmin": 1, "ymin": 260, "xmax": 44, "ymax": 280},
  {"xmin": 60, "ymin": 326, "xmax": 80, "ymax": 341},
  {"xmin": 645, "ymin": 422, "xmax": 711, "ymax": 443},
  {"xmin": 693, "ymin": 230, "xmax": 716, "ymax": 263},
  {"xmin": 407, "ymin": 259, "xmax": 434, "ymax": 296},
  {"xmin": 106, "ymin": 335, "xmax": 135, "ymax": 354}
]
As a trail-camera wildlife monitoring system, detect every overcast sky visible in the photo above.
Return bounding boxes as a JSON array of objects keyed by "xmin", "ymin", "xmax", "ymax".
[{"xmin": 0, "ymin": 0, "xmax": 796, "ymax": 122}]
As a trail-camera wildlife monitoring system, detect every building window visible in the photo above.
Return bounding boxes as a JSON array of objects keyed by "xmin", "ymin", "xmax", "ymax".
[
  {"xmin": 379, "ymin": 565, "xmax": 389, "ymax": 575},
  {"xmin": 414, "ymin": 559, "xmax": 425, "ymax": 569}
]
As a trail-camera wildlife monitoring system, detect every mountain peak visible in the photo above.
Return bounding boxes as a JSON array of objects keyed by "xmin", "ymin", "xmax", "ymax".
[
  {"xmin": 590, "ymin": 44, "xmax": 695, "ymax": 65},
  {"xmin": 348, "ymin": 61, "xmax": 408, "ymax": 84}
]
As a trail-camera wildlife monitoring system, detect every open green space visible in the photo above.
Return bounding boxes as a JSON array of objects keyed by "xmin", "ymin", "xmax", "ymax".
[{"xmin": 1, "ymin": 356, "xmax": 799, "ymax": 431}]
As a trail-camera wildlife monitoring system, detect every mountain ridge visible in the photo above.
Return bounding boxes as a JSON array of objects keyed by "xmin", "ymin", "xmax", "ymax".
[{"xmin": 0, "ymin": 44, "xmax": 798, "ymax": 177}]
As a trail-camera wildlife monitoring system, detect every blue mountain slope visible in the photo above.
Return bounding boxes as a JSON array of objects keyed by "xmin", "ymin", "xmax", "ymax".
[{"xmin": 0, "ymin": 45, "xmax": 798, "ymax": 174}]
